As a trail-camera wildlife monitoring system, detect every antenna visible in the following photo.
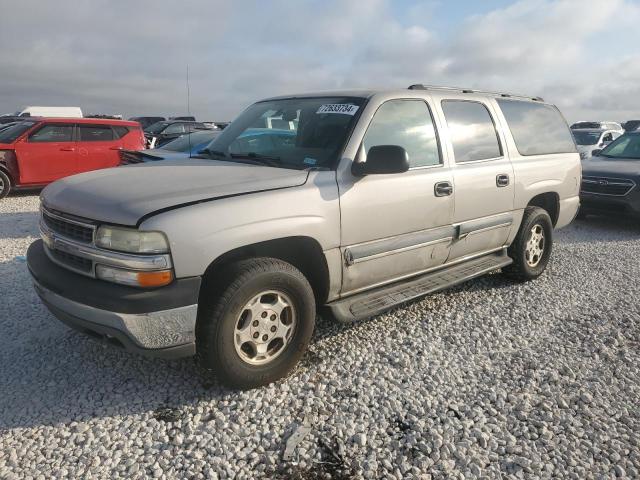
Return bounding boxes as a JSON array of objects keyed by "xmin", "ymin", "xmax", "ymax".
[{"xmin": 187, "ymin": 63, "xmax": 192, "ymax": 158}]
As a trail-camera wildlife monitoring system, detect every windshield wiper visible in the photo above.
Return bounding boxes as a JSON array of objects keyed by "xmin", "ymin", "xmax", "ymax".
[
  {"xmin": 229, "ymin": 152, "xmax": 282, "ymax": 167},
  {"xmin": 200, "ymin": 148, "xmax": 228, "ymax": 160}
]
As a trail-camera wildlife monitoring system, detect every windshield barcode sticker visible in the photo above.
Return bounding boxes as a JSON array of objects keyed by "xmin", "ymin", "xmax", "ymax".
[{"xmin": 316, "ymin": 104, "xmax": 359, "ymax": 115}]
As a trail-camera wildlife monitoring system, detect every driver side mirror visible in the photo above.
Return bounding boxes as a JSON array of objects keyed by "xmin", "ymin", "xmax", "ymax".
[
  {"xmin": 352, "ymin": 145, "xmax": 410, "ymax": 176},
  {"xmin": 591, "ymin": 149, "xmax": 602, "ymax": 157}
]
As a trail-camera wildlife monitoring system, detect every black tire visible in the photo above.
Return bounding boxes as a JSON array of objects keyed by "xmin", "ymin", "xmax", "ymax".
[
  {"xmin": 0, "ymin": 170, "xmax": 11, "ymax": 199},
  {"xmin": 503, "ymin": 206, "xmax": 553, "ymax": 281},
  {"xmin": 196, "ymin": 257, "xmax": 316, "ymax": 389}
]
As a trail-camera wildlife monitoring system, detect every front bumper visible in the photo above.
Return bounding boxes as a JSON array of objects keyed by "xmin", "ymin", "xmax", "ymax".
[{"xmin": 27, "ymin": 240, "xmax": 201, "ymax": 358}]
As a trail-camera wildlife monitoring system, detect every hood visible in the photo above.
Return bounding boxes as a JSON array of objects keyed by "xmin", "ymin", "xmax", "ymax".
[
  {"xmin": 42, "ymin": 159, "xmax": 309, "ymax": 226},
  {"xmin": 582, "ymin": 156, "xmax": 640, "ymax": 178}
]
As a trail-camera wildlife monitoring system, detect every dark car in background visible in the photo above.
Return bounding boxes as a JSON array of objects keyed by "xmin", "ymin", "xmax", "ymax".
[
  {"xmin": 143, "ymin": 120, "xmax": 210, "ymax": 148},
  {"xmin": 129, "ymin": 116, "xmax": 166, "ymax": 130},
  {"xmin": 120, "ymin": 129, "xmax": 220, "ymax": 164},
  {"xmin": 580, "ymin": 132, "xmax": 640, "ymax": 219},
  {"xmin": 623, "ymin": 120, "xmax": 640, "ymax": 132}
]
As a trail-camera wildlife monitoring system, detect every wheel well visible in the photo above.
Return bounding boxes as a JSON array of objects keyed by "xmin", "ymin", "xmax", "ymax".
[
  {"xmin": 0, "ymin": 165, "xmax": 12, "ymax": 183},
  {"xmin": 527, "ymin": 192, "xmax": 559, "ymax": 226},
  {"xmin": 200, "ymin": 236, "xmax": 330, "ymax": 304}
]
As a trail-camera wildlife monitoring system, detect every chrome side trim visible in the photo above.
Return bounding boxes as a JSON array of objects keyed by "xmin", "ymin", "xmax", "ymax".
[
  {"xmin": 344, "ymin": 225, "xmax": 456, "ymax": 265},
  {"xmin": 456, "ymin": 212, "xmax": 513, "ymax": 239},
  {"xmin": 340, "ymin": 246, "xmax": 507, "ymax": 297},
  {"xmin": 40, "ymin": 221, "xmax": 172, "ymax": 278}
]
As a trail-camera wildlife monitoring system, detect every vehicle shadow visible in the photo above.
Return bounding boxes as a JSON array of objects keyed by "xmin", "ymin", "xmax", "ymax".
[{"xmin": 0, "ymin": 211, "xmax": 40, "ymax": 239}]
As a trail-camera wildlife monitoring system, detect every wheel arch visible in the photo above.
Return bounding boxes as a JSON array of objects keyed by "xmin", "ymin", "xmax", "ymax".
[
  {"xmin": 199, "ymin": 236, "xmax": 331, "ymax": 306},
  {"xmin": 526, "ymin": 192, "xmax": 560, "ymax": 226}
]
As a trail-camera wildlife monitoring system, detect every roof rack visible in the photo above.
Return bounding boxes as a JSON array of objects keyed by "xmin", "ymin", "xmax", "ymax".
[{"xmin": 407, "ymin": 84, "xmax": 544, "ymax": 102}]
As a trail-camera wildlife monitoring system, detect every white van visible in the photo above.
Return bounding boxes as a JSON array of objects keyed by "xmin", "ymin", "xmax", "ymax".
[{"xmin": 17, "ymin": 106, "xmax": 83, "ymax": 118}]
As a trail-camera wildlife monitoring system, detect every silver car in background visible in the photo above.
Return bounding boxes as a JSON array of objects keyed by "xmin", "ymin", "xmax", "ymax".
[{"xmin": 572, "ymin": 128, "xmax": 623, "ymax": 160}]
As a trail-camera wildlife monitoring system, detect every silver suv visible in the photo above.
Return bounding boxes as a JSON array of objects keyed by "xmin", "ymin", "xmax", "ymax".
[{"xmin": 27, "ymin": 85, "xmax": 581, "ymax": 388}]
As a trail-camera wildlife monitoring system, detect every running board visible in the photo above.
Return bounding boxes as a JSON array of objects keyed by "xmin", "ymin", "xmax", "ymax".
[{"xmin": 326, "ymin": 249, "xmax": 512, "ymax": 323}]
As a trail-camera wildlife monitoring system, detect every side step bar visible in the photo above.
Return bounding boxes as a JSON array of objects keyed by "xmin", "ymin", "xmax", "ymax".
[{"xmin": 326, "ymin": 249, "xmax": 513, "ymax": 323}]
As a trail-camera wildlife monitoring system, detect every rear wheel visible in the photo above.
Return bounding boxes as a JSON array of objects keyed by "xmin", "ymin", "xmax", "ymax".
[
  {"xmin": 0, "ymin": 170, "xmax": 11, "ymax": 199},
  {"xmin": 196, "ymin": 258, "xmax": 316, "ymax": 389},
  {"xmin": 504, "ymin": 207, "xmax": 553, "ymax": 281}
]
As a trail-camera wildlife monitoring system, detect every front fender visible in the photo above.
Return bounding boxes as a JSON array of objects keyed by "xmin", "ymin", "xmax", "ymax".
[{"xmin": 140, "ymin": 171, "xmax": 340, "ymax": 278}]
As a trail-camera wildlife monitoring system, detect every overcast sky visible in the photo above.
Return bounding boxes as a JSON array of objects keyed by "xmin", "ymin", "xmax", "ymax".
[{"xmin": 1, "ymin": 0, "xmax": 639, "ymax": 123}]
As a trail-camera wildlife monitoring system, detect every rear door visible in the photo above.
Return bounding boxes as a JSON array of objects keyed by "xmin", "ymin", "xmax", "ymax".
[
  {"xmin": 434, "ymin": 96, "xmax": 515, "ymax": 261},
  {"xmin": 14, "ymin": 123, "xmax": 76, "ymax": 184},
  {"xmin": 76, "ymin": 124, "xmax": 121, "ymax": 173}
]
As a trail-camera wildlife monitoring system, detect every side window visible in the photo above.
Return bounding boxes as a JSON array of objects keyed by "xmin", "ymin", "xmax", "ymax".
[
  {"xmin": 363, "ymin": 99, "xmax": 441, "ymax": 168},
  {"xmin": 496, "ymin": 99, "xmax": 576, "ymax": 156},
  {"xmin": 113, "ymin": 126, "xmax": 130, "ymax": 139},
  {"xmin": 164, "ymin": 123, "xmax": 185, "ymax": 134},
  {"xmin": 441, "ymin": 100, "xmax": 502, "ymax": 162},
  {"xmin": 28, "ymin": 124, "xmax": 74, "ymax": 143},
  {"xmin": 79, "ymin": 125, "xmax": 114, "ymax": 142}
]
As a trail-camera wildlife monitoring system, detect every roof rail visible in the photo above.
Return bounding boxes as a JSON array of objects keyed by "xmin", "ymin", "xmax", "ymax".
[{"xmin": 407, "ymin": 84, "xmax": 544, "ymax": 102}]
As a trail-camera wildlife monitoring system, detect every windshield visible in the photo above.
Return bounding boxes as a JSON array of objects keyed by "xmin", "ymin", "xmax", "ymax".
[
  {"xmin": 145, "ymin": 121, "xmax": 169, "ymax": 134},
  {"xmin": 572, "ymin": 131, "xmax": 601, "ymax": 146},
  {"xmin": 162, "ymin": 130, "xmax": 220, "ymax": 152},
  {"xmin": 205, "ymin": 96, "xmax": 366, "ymax": 170},
  {"xmin": 599, "ymin": 133, "xmax": 640, "ymax": 159},
  {"xmin": 0, "ymin": 121, "xmax": 37, "ymax": 143}
]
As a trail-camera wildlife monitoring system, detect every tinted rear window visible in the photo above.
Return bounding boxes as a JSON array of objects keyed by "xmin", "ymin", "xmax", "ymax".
[
  {"xmin": 497, "ymin": 99, "xmax": 576, "ymax": 156},
  {"xmin": 441, "ymin": 100, "xmax": 502, "ymax": 162},
  {"xmin": 113, "ymin": 126, "xmax": 130, "ymax": 139}
]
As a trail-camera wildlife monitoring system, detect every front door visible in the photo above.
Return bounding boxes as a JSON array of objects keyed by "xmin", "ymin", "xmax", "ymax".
[
  {"xmin": 15, "ymin": 123, "xmax": 77, "ymax": 184},
  {"xmin": 434, "ymin": 97, "xmax": 515, "ymax": 261},
  {"xmin": 338, "ymin": 98, "xmax": 455, "ymax": 295}
]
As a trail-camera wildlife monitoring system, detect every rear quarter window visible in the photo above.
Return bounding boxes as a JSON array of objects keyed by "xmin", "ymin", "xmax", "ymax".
[
  {"xmin": 113, "ymin": 126, "xmax": 131, "ymax": 139},
  {"xmin": 497, "ymin": 99, "xmax": 576, "ymax": 156}
]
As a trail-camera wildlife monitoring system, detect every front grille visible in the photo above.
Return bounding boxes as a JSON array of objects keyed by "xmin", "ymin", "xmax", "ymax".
[
  {"xmin": 42, "ymin": 209, "xmax": 94, "ymax": 243},
  {"xmin": 581, "ymin": 176, "xmax": 636, "ymax": 196},
  {"xmin": 50, "ymin": 248, "xmax": 93, "ymax": 273}
]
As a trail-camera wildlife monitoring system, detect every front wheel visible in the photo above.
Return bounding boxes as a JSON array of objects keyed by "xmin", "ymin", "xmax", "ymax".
[
  {"xmin": 0, "ymin": 170, "xmax": 11, "ymax": 199},
  {"xmin": 196, "ymin": 258, "xmax": 316, "ymax": 389},
  {"xmin": 504, "ymin": 207, "xmax": 553, "ymax": 281}
]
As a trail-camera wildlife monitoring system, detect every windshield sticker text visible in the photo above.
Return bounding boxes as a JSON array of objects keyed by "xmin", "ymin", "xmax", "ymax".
[{"xmin": 316, "ymin": 104, "xmax": 359, "ymax": 115}]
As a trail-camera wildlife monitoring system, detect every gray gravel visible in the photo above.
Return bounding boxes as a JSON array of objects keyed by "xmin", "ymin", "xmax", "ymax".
[{"xmin": 1, "ymin": 193, "xmax": 639, "ymax": 479}]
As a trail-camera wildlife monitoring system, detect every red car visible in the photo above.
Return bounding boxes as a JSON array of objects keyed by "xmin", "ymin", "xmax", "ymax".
[{"xmin": 0, "ymin": 118, "xmax": 145, "ymax": 198}]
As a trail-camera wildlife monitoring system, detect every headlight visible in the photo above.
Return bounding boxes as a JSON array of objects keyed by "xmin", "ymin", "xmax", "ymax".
[
  {"xmin": 96, "ymin": 265, "xmax": 173, "ymax": 288},
  {"xmin": 95, "ymin": 226, "xmax": 169, "ymax": 254}
]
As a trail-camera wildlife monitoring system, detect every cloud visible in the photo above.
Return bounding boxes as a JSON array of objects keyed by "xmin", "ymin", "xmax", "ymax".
[{"xmin": 0, "ymin": 0, "xmax": 638, "ymax": 122}]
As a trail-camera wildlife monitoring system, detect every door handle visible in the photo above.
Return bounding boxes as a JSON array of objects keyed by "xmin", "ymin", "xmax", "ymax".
[
  {"xmin": 434, "ymin": 181, "xmax": 453, "ymax": 197},
  {"xmin": 59, "ymin": 147, "xmax": 75, "ymax": 152},
  {"xmin": 109, "ymin": 146, "xmax": 123, "ymax": 151},
  {"xmin": 496, "ymin": 174, "xmax": 510, "ymax": 187}
]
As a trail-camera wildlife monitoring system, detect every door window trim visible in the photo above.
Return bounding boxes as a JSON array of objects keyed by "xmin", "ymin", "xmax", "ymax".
[
  {"xmin": 440, "ymin": 99, "xmax": 504, "ymax": 164},
  {"xmin": 360, "ymin": 98, "xmax": 444, "ymax": 171}
]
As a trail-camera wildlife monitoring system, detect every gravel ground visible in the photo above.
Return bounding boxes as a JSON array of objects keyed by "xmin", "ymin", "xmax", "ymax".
[{"xmin": 1, "ymin": 193, "xmax": 639, "ymax": 479}]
